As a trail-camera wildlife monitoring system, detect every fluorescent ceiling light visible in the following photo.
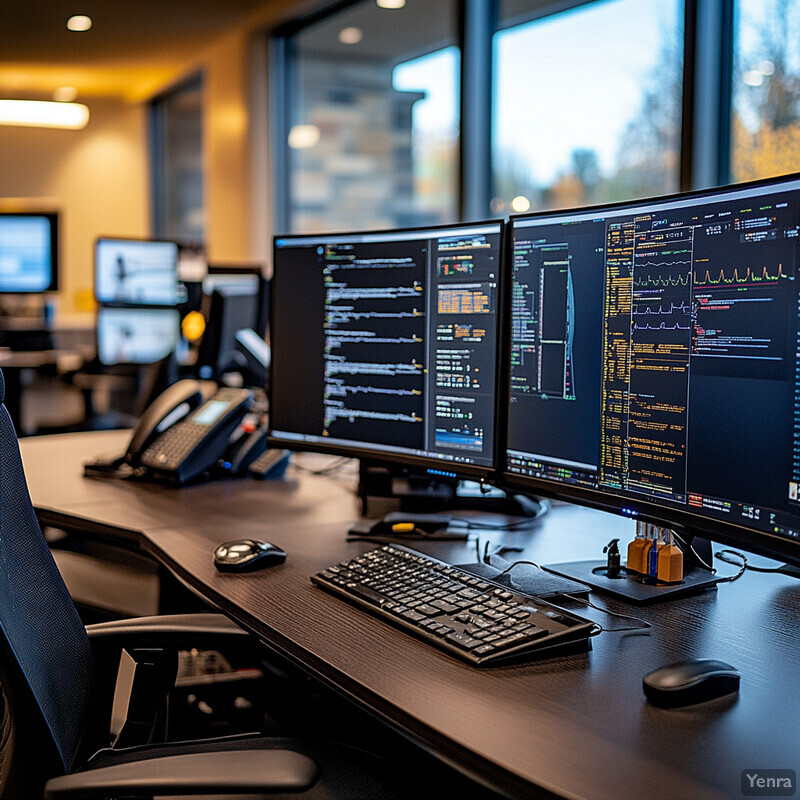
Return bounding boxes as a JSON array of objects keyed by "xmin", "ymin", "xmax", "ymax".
[
  {"xmin": 0, "ymin": 99, "xmax": 90, "ymax": 129},
  {"xmin": 67, "ymin": 15, "xmax": 92, "ymax": 31},
  {"xmin": 53, "ymin": 86, "xmax": 78, "ymax": 102}
]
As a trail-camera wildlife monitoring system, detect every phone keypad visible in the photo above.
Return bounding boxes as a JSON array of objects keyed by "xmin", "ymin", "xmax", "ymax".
[{"xmin": 141, "ymin": 423, "xmax": 203, "ymax": 470}]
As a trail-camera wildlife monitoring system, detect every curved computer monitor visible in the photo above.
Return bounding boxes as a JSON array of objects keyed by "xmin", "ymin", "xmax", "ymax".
[
  {"xmin": 268, "ymin": 220, "xmax": 505, "ymax": 481},
  {"xmin": 502, "ymin": 172, "xmax": 800, "ymax": 569},
  {"xmin": 94, "ymin": 237, "xmax": 179, "ymax": 306},
  {"xmin": 0, "ymin": 212, "xmax": 58, "ymax": 293}
]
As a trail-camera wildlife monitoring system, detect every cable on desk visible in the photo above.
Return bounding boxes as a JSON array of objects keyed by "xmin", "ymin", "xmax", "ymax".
[
  {"xmin": 473, "ymin": 539, "xmax": 524, "ymax": 564},
  {"xmin": 494, "ymin": 559, "xmax": 652, "ymax": 634},
  {"xmin": 83, "ymin": 455, "xmax": 145, "ymax": 480},
  {"xmin": 293, "ymin": 455, "xmax": 354, "ymax": 476},
  {"xmin": 494, "ymin": 558, "xmax": 541, "ymax": 575},
  {"xmin": 450, "ymin": 499, "xmax": 551, "ymax": 532},
  {"xmin": 559, "ymin": 594, "xmax": 653, "ymax": 634},
  {"xmin": 712, "ymin": 549, "xmax": 750, "ymax": 582},
  {"xmin": 672, "ymin": 531, "xmax": 717, "ymax": 573}
]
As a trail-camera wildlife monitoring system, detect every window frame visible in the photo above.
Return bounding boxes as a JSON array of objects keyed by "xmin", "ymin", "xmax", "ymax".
[
  {"xmin": 149, "ymin": 71, "xmax": 205, "ymax": 245},
  {"xmin": 270, "ymin": 0, "xmax": 741, "ymax": 232}
]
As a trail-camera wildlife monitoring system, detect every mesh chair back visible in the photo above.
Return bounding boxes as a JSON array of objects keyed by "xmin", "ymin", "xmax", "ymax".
[{"xmin": 0, "ymin": 369, "xmax": 94, "ymax": 772}]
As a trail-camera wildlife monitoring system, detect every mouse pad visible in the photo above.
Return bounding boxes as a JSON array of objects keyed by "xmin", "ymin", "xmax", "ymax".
[{"xmin": 456, "ymin": 559, "xmax": 590, "ymax": 599}]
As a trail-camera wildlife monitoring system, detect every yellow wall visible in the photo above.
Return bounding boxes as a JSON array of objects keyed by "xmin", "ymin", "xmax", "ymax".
[
  {"xmin": 0, "ymin": 0, "xmax": 307, "ymax": 317},
  {"xmin": 0, "ymin": 99, "xmax": 148, "ymax": 317},
  {"xmin": 205, "ymin": 28, "xmax": 267, "ymax": 266}
]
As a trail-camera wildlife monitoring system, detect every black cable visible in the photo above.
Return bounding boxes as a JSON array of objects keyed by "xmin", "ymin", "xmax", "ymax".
[
  {"xmin": 293, "ymin": 455, "xmax": 353, "ymax": 476},
  {"xmin": 715, "ymin": 548, "xmax": 793, "ymax": 575},
  {"xmin": 671, "ymin": 531, "xmax": 717, "ymax": 573},
  {"xmin": 712, "ymin": 549, "xmax": 749, "ymax": 582},
  {"xmin": 449, "ymin": 500, "xmax": 551, "ymax": 532},
  {"xmin": 493, "ymin": 559, "xmax": 652, "ymax": 633},
  {"xmin": 495, "ymin": 559, "xmax": 541, "ymax": 575},
  {"xmin": 560, "ymin": 593, "xmax": 653, "ymax": 633}
]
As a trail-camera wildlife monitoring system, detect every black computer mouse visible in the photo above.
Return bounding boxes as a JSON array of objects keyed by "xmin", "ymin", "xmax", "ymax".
[
  {"xmin": 643, "ymin": 658, "xmax": 740, "ymax": 707},
  {"xmin": 213, "ymin": 539, "xmax": 287, "ymax": 572}
]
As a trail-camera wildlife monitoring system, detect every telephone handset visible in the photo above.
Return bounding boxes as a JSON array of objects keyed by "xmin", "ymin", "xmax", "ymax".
[
  {"xmin": 125, "ymin": 379, "xmax": 216, "ymax": 467},
  {"xmin": 138, "ymin": 386, "xmax": 254, "ymax": 485}
]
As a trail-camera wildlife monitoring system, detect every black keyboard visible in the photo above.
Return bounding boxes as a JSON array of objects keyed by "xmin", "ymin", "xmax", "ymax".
[{"xmin": 311, "ymin": 544, "xmax": 596, "ymax": 666}]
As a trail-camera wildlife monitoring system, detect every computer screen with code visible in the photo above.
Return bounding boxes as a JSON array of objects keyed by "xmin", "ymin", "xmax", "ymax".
[
  {"xmin": 269, "ymin": 221, "xmax": 504, "ymax": 479},
  {"xmin": 504, "ymin": 172, "xmax": 800, "ymax": 566}
]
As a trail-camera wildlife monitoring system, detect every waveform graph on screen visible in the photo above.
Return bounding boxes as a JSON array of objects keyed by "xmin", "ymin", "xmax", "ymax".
[
  {"xmin": 691, "ymin": 262, "xmax": 793, "ymax": 371},
  {"xmin": 693, "ymin": 262, "xmax": 789, "ymax": 287}
]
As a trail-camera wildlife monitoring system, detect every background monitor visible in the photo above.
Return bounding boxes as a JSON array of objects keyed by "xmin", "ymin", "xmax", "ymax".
[
  {"xmin": 96, "ymin": 306, "xmax": 180, "ymax": 365},
  {"xmin": 268, "ymin": 220, "xmax": 504, "ymax": 480},
  {"xmin": 0, "ymin": 212, "xmax": 58, "ymax": 293},
  {"xmin": 95, "ymin": 237, "xmax": 179, "ymax": 306},
  {"xmin": 205, "ymin": 265, "xmax": 269, "ymax": 335},
  {"xmin": 195, "ymin": 275, "xmax": 268, "ymax": 381},
  {"xmin": 503, "ymin": 172, "xmax": 800, "ymax": 569}
]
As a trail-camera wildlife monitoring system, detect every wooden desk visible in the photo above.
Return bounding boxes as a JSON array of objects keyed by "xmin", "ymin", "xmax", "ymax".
[{"xmin": 21, "ymin": 431, "xmax": 800, "ymax": 800}]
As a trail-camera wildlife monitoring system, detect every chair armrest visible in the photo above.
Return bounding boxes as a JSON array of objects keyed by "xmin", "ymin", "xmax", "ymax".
[
  {"xmin": 86, "ymin": 613, "xmax": 252, "ymax": 649},
  {"xmin": 82, "ymin": 613, "xmax": 258, "ymax": 751},
  {"xmin": 43, "ymin": 749, "xmax": 318, "ymax": 798}
]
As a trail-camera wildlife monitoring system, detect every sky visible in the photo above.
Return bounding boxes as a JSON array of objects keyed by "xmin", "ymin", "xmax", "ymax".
[{"xmin": 393, "ymin": 0, "xmax": 682, "ymax": 187}]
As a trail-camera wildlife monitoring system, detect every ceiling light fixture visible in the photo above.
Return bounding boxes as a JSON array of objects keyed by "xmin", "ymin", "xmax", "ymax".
[
  {"xmin": 339, "ymin": 27, "xmax": 363, "ymax": 45},
  {"xmin": 0, "ymin": 99, "xmax": 90, "ymax": 130},
  {"xmin": 377, "ymin": 0, "xmax": 406, "ymax": 8},
  {"xmin": 288, "ymin": 124, "xmax": 321, "ymax": 149},
  {"xmin": 53, "ymin": 86, "xmax": 78, "ymax": 102},
  {"xmin": 66, "ymin": 15, "xmax": 92, "ymax": 32}
]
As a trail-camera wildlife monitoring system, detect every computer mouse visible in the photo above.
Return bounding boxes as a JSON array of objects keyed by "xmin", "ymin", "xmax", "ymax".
[
  {"xmin": 643, "ymin": 658, "xmax": 740, "ymax": 707},
  {"xmin": 213, "ymin": 539, "xmax": 287, "ymax": 572}
]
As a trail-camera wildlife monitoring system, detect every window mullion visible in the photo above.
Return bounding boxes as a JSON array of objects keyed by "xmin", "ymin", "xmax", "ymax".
[
  {"xmin": 459, "ymin": 0, "xmax": 498, "ymax": 221},
  {"xmin": 689, "ymin": 0, "xmax": 734, "ymax": 190}
]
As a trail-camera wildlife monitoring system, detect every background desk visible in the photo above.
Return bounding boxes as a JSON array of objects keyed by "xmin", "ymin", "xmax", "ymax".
[
  {"xmin": 21, "ymin": 431, "xmax": 800, "ymax": 800},
  {"xmin": 0, "ymin": 347, "xmax": 86, "ymax": 434}
]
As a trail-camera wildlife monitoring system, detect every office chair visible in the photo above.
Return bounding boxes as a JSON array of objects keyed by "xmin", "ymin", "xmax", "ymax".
[{"xmin": 0, "ymin": 367, "xmax": 409, "ymax": 799}]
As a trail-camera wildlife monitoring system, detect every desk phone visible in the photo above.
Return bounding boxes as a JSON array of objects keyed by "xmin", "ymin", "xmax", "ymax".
[{"xmin": 138, "ymin": 385, "xmax": 253, "ymax": 485}]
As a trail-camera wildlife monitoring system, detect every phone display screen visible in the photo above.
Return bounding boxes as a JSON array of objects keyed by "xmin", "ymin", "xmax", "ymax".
[{"xmin": 193, "ymin": 400, "xmax": 229, "ymax": 426}]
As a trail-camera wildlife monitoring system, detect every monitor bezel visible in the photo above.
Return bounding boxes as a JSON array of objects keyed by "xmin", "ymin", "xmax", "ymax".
[
  {"xmin": 93, "ymin": 235, "xmax": 180, "ymax": 308},
  {"xmin": 267, "ymin": 219, "xmax": 508, "ymax": 483},
  {"xmin": 0, "ymin": 211, "xmax": 59, "ymax": 293},
  {"xmin": 498, "ymin": 171, "xmax": 800, "ymax": 568}
]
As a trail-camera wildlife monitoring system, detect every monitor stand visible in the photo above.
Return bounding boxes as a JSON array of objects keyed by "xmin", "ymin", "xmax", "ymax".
[
  {"xmin": 543, "ymin": 534, "xmax": 721, "ymax": 604},
  {"xmin": 358, "ymin": 460, "xmax": 546, "ymax": 518}
]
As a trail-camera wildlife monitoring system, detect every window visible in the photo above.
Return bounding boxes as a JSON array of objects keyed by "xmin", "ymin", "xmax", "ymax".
[
  {"xmin": 493, "ymin": 0, "xmax": 684, "ymax": 215},
  {"xmin": 279, "ymin": 0, "xmax": 457, "ymax": 233},
  {"xmin": 150, "ymin": 74, "xmax": 205, "ymax": 245},
  {"xmin": 273, "ymin": 0, "xmax": 800, "ymax": 233},
  {"xmin": 731, "ymin": 0, "xmax": 800, "ymax": 182}
]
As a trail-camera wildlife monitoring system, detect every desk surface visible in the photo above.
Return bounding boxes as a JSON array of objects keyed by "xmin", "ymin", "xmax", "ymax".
[{"xmin": 21, "ymin": 431, "xmax": 800, "ymax": 800}]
